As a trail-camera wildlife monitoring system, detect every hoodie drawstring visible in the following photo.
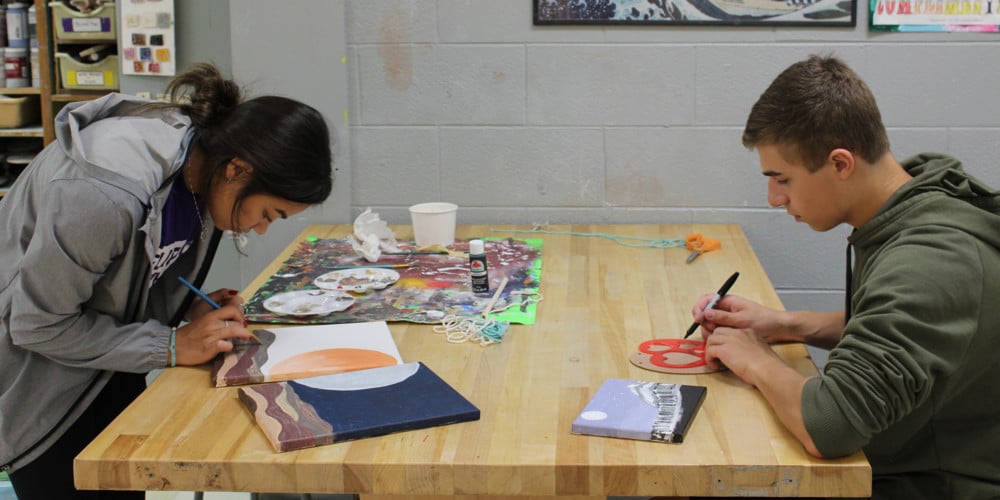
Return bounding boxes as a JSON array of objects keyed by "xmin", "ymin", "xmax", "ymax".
[{"xmin": 845, "ymin": 242, "xmax": 854, "ymax": 323}]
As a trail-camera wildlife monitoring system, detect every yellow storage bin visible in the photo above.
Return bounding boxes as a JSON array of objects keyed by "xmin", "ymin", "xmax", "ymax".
[
  {"xmin": 49, "ymin": 2, "xmax": 117, "ymax": 41},
  {"xmin": 0, "ymin": 95, "xmax": 41, "ymax": 128},
  {"xmin": 56, "ymin": 53, "xmax": 119, "ymax": 90}
]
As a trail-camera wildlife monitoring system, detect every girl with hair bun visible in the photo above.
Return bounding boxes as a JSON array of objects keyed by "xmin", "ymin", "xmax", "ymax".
[{"xmin": 0, "ymin": 63, "xmax": 333, "ymax": 498}]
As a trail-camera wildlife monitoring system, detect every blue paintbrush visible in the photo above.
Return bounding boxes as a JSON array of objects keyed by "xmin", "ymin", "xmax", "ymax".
[{"xmin": 178, "ymin": 276, "xmax": 261, "ymax": 343}]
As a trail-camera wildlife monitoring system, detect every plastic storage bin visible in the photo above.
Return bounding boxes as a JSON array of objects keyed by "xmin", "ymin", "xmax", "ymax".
[
  {"xmin": 55, "ymin": 53, "xmax": 119, "ymax": 90},
  {"xmin": 48, "ymin": 1, "xmax": 116, "ymax": 41},
  {"xmin": 0, "ymin": 95, "xmax": 40, "ymax": 128}
]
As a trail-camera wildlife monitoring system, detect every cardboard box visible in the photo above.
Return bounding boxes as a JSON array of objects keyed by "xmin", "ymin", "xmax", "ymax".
[{"xmin": 0, "ymin": 95, "xmax": 41, "ymax": 128}]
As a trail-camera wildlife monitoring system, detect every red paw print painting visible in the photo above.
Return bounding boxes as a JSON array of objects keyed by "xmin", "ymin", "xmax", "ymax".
[{"xmin": 629, "ymin": 338, "xmax": 723, "ymax": 374}]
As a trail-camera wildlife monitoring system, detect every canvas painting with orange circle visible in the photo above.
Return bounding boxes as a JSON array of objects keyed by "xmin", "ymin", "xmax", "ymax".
[{"xmin": 212, "ymin": 321, "xmax": 403, "ymax": 387}]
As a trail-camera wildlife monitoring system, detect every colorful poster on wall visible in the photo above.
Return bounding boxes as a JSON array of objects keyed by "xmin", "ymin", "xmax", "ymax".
[
  {"xmin": 119, "ymin": 0, "xmax": 177, "ymax": 75},
  {"xmin": 870, "ymin": 0, "xmax": 1000, "ymax": 31}
]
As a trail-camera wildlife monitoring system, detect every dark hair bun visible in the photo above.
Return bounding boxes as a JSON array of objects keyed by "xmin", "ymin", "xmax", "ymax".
[{"xmin": 165, "ymin": 63, "xmax": 244, "ymax": 128}]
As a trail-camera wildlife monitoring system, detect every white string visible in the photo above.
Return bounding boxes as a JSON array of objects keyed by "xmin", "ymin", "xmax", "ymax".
[
  {"xmin": 433, "ymin": 314, "xmax": 506, "ymax": 346},
  {"xmin": 432, "ymin": 292, "xmax": 544, "ymax": 346}
]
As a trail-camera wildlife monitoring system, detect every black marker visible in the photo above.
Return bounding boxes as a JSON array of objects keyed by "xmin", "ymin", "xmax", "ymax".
[{"xmin": 684, "ymin": 271, "xmax": 739, "ymax": 339}]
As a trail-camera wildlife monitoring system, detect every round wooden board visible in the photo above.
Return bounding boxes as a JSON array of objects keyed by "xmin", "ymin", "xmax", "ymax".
[{"xmin": 629, "ymin": 338, "xmax": 724, "ymax": 374}]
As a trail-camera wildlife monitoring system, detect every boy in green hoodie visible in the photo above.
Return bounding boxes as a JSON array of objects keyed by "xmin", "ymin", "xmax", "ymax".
[{"xmin": 691, "ymin": 54, "xmax": 1000, "ymax": 500}]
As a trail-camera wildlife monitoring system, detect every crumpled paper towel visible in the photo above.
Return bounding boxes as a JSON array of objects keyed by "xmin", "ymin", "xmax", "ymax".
[{"xmin": 347, "ymin": 208, "xmax": 401, "ymax": 261}]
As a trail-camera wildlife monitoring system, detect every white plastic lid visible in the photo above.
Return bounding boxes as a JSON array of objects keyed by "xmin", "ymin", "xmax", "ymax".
[
  {"xmin": 469, "ymin": 239, "xmax": 484, "ymax": 255},
  {"xmin": 6, "ymin": 154, "xmax": 35, "ymax": 165}
]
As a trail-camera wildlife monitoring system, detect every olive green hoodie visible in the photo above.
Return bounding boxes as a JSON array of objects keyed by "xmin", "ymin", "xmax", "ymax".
[{"xmin": 801, "ymin": 153, "xmax": 1000, "ymax": 499}]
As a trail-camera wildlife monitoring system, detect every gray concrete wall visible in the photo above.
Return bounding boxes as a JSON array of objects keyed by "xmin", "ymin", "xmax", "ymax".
[
  {"xmin": 132, "ymin": 2, "xmax": 999, "ymax": 309},
  {"xmin": 343, "ymin": 0, "xmax": 1000, "ymax": 312},
  {"xmin": 227, "ymin": 0, "xmax": 351, "ymax": 286}
]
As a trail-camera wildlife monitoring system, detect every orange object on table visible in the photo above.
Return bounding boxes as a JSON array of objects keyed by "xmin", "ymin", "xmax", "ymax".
[{"xmin": 685, "ymin": 233, "xmax": 721, "ymax": 263}]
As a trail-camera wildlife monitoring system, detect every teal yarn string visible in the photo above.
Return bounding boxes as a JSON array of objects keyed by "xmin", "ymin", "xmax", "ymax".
[
  {"xmin": 477, "ymin": 319, "xmax": 510, "ymax": 343},
  {"xmin": 489, "ymin": 227, "xmax": 685, "ymax": 249}
]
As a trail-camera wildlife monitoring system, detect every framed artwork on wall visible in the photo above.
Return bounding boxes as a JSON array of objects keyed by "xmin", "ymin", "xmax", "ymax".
[
  {"xmin": 869, "ymin": 0, "xmax": 1000, "ymax": 31},
  {"xmin": 533, "ymin": 0, "xmax": 857, "ymax": 26}
]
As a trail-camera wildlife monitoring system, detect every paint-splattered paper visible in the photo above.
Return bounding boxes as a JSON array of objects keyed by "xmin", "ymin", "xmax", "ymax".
[
  {"xmin": 212, "ymin": 322, "xmax": 402, "ymax": 387},
  {"xmin": 238, "ymin": 362, "xmax": 480, "ymax": 452},
  {"xmin": 244, "ymin": 238, "xmax": 543, "ymax": 325}
]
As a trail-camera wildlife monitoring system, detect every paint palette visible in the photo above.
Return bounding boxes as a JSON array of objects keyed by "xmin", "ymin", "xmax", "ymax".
[
  {"xmin": 263, "ymin": 290, "xmax": 355, "ymax": 316},
  {"xmin": 314, "ymin": 268, "xmax": 401, "ymax": 293}
]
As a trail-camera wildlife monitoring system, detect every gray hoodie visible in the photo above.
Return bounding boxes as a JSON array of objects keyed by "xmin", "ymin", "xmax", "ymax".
[{"xmin": 0, "ymin": 94, "xmax": 219, "ymax": 471}]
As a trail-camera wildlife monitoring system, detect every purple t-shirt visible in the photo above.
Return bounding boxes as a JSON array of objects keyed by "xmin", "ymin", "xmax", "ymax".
[{"xmin": 149, "ymin": 172, "xmax": 203, "ymax": 287}]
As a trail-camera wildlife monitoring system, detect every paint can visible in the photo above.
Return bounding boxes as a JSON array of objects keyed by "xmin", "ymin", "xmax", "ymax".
[
  {"xmin": 4, "ymin": 2, "xmax": 28, "ymax": 49},
  {"xmin": 469, "ymin": 239, "xmax": 490, "ymax": 293},
  {"xmin": 4, "ymin": 47, "xmax": 29, "ymax": 87},
  {"xmin": 27, "ymin": 3, "xmax": 37, "ymax": 48},
  {"xmin": 0, "ymin": 5, "xmax": 7, "ymax": 49},
  {"xmin": 29, "ymin": 47, "xmax": 39, "ymax": 87}
]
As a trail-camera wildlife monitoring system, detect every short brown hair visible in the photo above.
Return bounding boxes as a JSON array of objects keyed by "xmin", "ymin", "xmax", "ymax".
[{"xmin": 742, "ymin": 55, "xmax": 890, "ymax": 172}]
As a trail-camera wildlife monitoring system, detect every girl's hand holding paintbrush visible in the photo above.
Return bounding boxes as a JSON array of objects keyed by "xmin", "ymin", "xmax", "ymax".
[
  {"xmin": 172, "ymin": 277, "xmax": 260, "ymax": 366},
  {"xmin": 171, "ymin": 306, "xmax": 259, "ymax": 365}
]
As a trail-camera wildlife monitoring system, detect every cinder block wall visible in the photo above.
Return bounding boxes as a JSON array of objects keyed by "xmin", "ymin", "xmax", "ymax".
[{"xmin": 345, "ymin": 0, "xmax": 1000, "ymax": 312}]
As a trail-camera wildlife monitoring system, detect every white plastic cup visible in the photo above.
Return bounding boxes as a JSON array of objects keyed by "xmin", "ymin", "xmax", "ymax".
[{"xmin": 408, "ymin": 202, "xmax": 458, "ymax": 247}]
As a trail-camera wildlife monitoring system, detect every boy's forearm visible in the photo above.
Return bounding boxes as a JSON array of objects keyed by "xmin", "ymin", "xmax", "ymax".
[
  {"xmin": 748, "ymin": 357, "xmax": 823, "ymax": 457},
  {"xmin": 785, "ymin": 310, "xmax": 845, "ymax": 350}
]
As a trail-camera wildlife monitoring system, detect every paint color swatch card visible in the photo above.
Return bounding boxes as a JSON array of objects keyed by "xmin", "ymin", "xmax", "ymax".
[
  {"xmin": 572, "ymin": 379, "xmax": 707, "ymax": 443},
  {"xmin": 212, "ymin": 321, "xmax": 402, "ymax": 387},
  {"xmin": 238, "ymin": 362, "xmax": 481, "ymax": 452}
]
